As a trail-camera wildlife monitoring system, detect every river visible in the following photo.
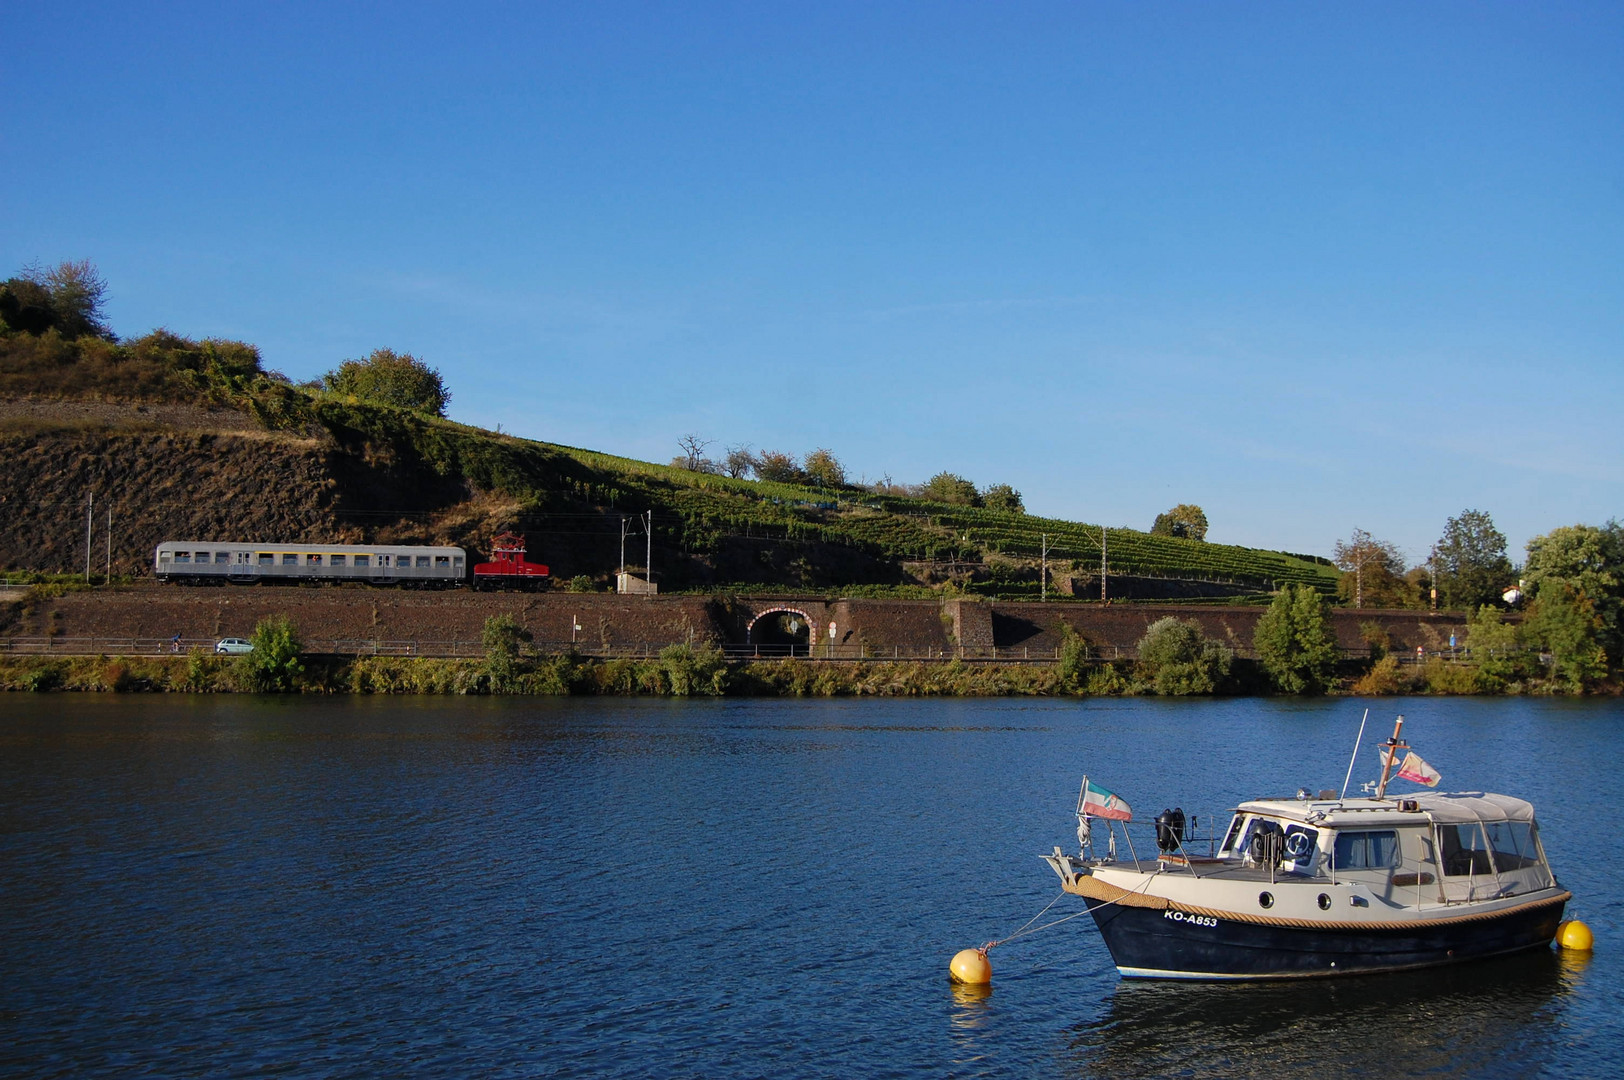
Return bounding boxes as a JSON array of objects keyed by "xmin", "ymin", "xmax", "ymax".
[{"xmin": 2, "ymin": 695, "xmax": 1620, "ymax": 1078}]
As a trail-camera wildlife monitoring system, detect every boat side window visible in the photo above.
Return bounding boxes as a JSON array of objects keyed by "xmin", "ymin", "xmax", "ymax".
[
  {"xmin": 1437, "ymin": 823, "xmax": 1494, "ymax": 876},
  {"xmin": 1333, "ymin": 830, "xmax": 1400, "ymax": 870}
]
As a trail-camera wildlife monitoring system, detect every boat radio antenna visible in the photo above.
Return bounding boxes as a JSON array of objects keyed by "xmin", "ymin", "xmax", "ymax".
[{"xmin": 1340, "ymin": 708, "xmax": 1369, "ymax": 801}]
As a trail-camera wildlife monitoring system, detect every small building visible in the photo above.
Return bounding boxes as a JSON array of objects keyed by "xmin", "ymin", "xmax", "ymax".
[{"xmin": 616, "ymin": 572, "xmax": 658, "ymax": 595}]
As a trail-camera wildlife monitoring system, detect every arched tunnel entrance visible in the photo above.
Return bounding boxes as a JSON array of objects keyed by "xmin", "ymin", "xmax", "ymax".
[{"xmin": 746, "ymin": 607, "xmax": 813, "ymax": 656}]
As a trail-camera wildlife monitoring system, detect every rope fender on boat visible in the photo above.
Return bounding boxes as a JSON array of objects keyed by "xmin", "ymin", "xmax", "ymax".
[{"xmin": 1062, "ymin": 872, "xmax": 1571, "ymax": 932}]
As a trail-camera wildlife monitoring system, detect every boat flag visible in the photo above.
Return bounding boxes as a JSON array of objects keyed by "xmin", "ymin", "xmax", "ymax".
[
  {"xmin": 1078, "ymin": 777, "xmax": 1133, "ymax": 821},
  {"xmin": 1395, "ymin": 751, "xmax": 1441, "ymax": 788}
]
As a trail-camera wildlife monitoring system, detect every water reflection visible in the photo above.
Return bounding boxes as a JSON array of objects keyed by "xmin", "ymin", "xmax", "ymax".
[{"xmin": 1063, "ymin": 950, "xmax": 1580, "ymax": 1080}]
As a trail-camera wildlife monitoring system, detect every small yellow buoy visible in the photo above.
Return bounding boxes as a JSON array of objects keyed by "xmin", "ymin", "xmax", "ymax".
[
  {"xmin": 950, "ymin": 947, "xmax": 992, "ymax": 985},
  {"xmin": 1557, "ymin": 920, "xmax": 1594, "ymax": 951}
]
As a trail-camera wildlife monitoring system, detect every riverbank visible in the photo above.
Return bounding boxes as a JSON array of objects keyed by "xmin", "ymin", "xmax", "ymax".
[{"xmin": 2, "ymin": 648, "xmax": 1610, "ymax": 697}]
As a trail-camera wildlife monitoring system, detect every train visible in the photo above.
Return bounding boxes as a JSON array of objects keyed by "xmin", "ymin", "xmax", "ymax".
[{"xmin": 154, "ymin": 532, "xmax": 550, "ymax": 590}]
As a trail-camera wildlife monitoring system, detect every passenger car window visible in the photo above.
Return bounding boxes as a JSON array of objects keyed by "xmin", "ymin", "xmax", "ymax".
[
  {"xmin": 330, "ymin": 555, "xmax": 346, "ymax": 566},
  {"xmin": 282, "ymin": 553, "xmax": 298, "ymax": 565},
  {"xmin": 416, "ymin": 556, "xmax": 430, "ymax": 568},
  {"xmin": 355, "ymin": 555, "xmax": 370, "ymax": 567}
]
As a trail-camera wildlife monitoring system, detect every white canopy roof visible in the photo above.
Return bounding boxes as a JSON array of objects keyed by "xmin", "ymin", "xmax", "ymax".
[{"xmin": 1409, "ymin": 791, "xmax": 1536, "ymax": 824}]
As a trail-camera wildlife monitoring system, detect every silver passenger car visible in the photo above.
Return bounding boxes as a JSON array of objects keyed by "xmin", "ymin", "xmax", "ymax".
[{"xmin": 154, "ymin": 541, "xmax": 468, "ymax": 586}]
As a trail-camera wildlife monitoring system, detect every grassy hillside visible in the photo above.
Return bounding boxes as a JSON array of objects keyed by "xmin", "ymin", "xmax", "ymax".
[{"xmin": 0, "ymin": 327, "xmax": 1339, "ymax": 597}]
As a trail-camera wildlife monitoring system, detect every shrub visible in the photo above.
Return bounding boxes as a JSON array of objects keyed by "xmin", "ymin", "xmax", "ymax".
[
  {"xmin": 1350, "ymin": 655, "xmax": 1411, "ymax": 696},
  {"xmin": 321, "ymin": 348, "xmax": 450, "ymax": 416},
  {"xmin": 1136, "ymin": 617, "xmax": 1232, "ymax": 695},
  {"xmin": 482, "ymin": 613, "xmax": 532, "ymax": 693},
  {"xmin": 238, "ymin": 615, "xmax": 304, "ymax": 692},
  {"xmin": 566, "ymin": 575, "xmax": 596, "ymax": 593},
  {"xmin": 658, "ymin": 642, "xmax": 728, "ymax": 696},
  {"xmin": 922, "ymin": 472, "xmax": 980, "ymax": 506}
]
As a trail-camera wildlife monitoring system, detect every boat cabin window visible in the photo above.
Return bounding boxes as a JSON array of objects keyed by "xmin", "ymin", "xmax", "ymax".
[
  {"xmin": 1222, "ymin": 815, "xmax": 1245, "ymax": 854},
  {"xmin": 1333, "ymin": 830, "xmax": 1400, "ymax": 870},
  {"xmin": 1438, "ymin": 823, "xmax": 1494, "ymax": 877},
  {"xmin": 1484, "ymin": 821, "xmax": 1541, "ymax": 871}
]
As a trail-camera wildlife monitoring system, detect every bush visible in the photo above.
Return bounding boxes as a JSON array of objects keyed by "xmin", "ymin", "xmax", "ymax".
[
  {"xmin": 482, "ymin": 613, "xmax": 532, "ymax": 693},
  {"xmin": 922, "ymin": 472, "xmax": 980, "ymax": 506},
  {"xmin": 321, "ymin": 348, "xmax": 450, "ymax": 416},
  {"xmin": 981, "ymin": 483, "xmax": 1024, "ymax": 514},
  {"xmin": 658, "ymin": 642, "xmax": 729, "ymax": 696},
  {"xmin": 566, "ymin": 575, "xmax": 596, "ymax": 593},
  {"xmin": 1350, "ymin": 655, "xmax": 1411, "ymax": 696},
  {"xmin": 238, "ymin": 615, "xmax": 304, "ymax": 692},
  {"xmin": 1136, "ymin": 617, "xmax": 1232, "ymax": 695}
]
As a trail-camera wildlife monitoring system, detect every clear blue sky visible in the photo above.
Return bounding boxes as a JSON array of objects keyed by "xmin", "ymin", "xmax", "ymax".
[{"xmin": 4, "ymin": 2, "xmax": 1620, "ymax": 563}]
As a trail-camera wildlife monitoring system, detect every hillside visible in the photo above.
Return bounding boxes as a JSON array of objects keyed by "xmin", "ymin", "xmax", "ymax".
[{"xmin": 0, "ymin": 328, "xmax": 1340, "ymax": 598}]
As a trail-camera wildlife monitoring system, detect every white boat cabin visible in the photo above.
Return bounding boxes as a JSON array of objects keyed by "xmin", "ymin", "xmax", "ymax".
[{"xmin": 1217, "ymin": 791, "xmax": 1554, "ymax": 904}]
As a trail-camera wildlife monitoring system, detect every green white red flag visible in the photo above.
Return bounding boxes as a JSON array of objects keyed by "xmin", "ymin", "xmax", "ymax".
[{"xmin": 1079, "ymin": 777, "xmax": 1133, "ymax": 821}]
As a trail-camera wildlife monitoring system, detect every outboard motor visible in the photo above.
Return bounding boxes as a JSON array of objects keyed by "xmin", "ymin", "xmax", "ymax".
[{"xmin": 1154, "ymin": 807, "xmax": 1186, "ymax": 853}]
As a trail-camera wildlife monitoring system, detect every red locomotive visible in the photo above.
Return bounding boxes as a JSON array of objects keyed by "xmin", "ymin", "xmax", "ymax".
[{"xmin": 472, "ymin": 532, "xmax": 551, "ymax": 590}]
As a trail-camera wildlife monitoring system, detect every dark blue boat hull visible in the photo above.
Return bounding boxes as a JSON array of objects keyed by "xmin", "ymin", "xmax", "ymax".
[{"xmin": 1084, "ymin": 894, "xmax": 1568, "ymax": 979}]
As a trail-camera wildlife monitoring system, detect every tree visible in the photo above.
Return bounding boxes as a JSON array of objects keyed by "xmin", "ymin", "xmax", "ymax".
[
  {"xmin": 1136, "ymin": 617, "xmax": 1233, "ymax": 695},
  {"xmin": 322, "ymin": 348, "xmax": 451, "ymax": 416},
  {"xmin": 240, "ymin": 615, "xmax": 304, "ymax": 692},
  {"xmin": 0, "ymin": 259, "xmax": 111, "ymax": 339},
  {"xmin": 1523, "ymin": 521, "xmax": 1624, "ymax": 666},
  {"xmin": 482, "ymin": 613, "xmax": 532, "ymax": 692},
  {"xmin": 922, "ymin": 472, "xmax": 980, "ymax": 506},
  {"xmin": 1333, "ymin": 529, "xmax": 1409, "ymax": 608},
  {"xmin": 1253, "ymin": 584, "xmax": 1339, "ymax": 694},
  {"xmin": 1466, "ymin": 604, "xmax": 1533, "ymax": 686},
  {"xmin": 676, "ymin": 433, "xmax": 714, "ymax": 471},
  {"xmin": 1151, "ymin": 504, "xmax": 1209, "ymax": 541},
  {"xmin": 722, "ymin": 445, "xmax": 756, "ymax": 480},
  {"xmin": 753, "ymin": 450, "xmax": 808, "ymax": 485},
  {"xmin": 1434, "ymin": 509, "xmax": 1513, "ymax": 610},
  {"xmin": 982, "ymin": 483, "xmax": 1024, "ymax": 514},
  {"xmin": 1524, "ymin": 584, "xmax": 1608, "ymax": 693},
  {"xmin": 803, "ymin": 448, "xmax": 846, "ymax": 488}
]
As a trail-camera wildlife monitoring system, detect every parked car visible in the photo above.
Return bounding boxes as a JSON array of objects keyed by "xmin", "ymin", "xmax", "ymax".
[{"xmin": 215, "ymin": 638, "xmax": 253, "ymax": 654}]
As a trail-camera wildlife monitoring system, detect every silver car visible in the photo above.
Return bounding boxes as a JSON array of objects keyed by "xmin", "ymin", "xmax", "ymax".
[{"xmin": 215, "ymin": 637, "xmax": 254, "ymax": 654}]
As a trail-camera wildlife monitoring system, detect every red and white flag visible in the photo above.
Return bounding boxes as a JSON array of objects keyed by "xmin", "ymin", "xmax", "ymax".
[{"xmin": 1395, "ymin": 751, "xmax": 1441, "ymax": 788}]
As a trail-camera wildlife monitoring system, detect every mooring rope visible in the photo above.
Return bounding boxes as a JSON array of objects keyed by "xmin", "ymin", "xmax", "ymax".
[{"xmin": 983, "ymin": 870, "xmax": 1159, "ymax": 952}]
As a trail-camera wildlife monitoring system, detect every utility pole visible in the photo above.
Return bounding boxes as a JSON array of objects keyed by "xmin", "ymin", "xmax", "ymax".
[
  {"xmin": 620, "ymin": 516, "xmax": 628, "ymax": 577},
  {"xmin": 105, "ymin": 506, "xmax": 112, "ymax": 584},
  {"xmin": 645, "ymin": 509, "xmax": 653, "ymax": 587},
  {"xmin": 85, "ymin": 492, "xmax": 93, "ymax": 583},
  {"xmin": 1100, "ymin": 526, "xmax": 1108, "ymax": 603},
  {"xmin": 1041, "ymin": 533, "xmax": 1048, "ymax": 602}
]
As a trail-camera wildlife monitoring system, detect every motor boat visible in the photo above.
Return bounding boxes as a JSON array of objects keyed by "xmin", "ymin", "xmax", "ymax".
[{"xmin": 1043, "ymin": 716, "xmax": 1570, "ymax": 979}]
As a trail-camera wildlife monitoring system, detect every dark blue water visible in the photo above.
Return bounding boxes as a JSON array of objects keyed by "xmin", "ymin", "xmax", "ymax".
[{"xmin": 2, "ymin": 695, "xmax": 1620, "ymax": 1078}]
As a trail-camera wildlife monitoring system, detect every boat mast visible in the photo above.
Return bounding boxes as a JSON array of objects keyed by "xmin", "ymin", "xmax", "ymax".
[{"xmin": 1375, "ymin": 714, "xmax": 1408, "ymax": 800}]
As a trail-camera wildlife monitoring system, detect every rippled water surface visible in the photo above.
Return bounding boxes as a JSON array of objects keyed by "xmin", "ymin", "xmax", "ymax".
[{"xmin": 2, "ymin": 695, "xmax": 1621, "ymax": 1078}]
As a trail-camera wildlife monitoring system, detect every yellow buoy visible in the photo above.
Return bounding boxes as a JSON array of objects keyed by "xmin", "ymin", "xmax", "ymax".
[
  {"xmin": 1557, "ymin": 920, "xmax": 1594, "ymax": 951},
  {"xmin": 950, "ymin": 947, "xmax": 992, "ymax": 984}
]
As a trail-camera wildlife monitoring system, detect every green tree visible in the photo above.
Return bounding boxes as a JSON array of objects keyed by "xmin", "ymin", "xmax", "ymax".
[
  {"xmin": 482, "ymin": 613, "xmax": 532, "ymax": 692},
  {"xmin": 1524, "ymin": 521, "xmax": 1624, "ymax": 667},
  {"xmin": 803, "ymin": 448, "xmax": 846, "ymax": 488},
  {"xmin": 981, "ymin": 483, "xmax": 1024, "ymax": 514},
  {"xmin": 1333, "ymin": 529, "xmax": 1410, "ymax": 608},
  {"xmin": 1524, "ymin": 584, "xmax": 1608, "ymax": 693},
  {"xmin": 1136, "ymin": 616, "xmax": 1232, "ymax": 695},
  {"xmin": 658, "ymin": 642, "xmax": 729, "ymax": 696},
  {"xmin": 1253, "ymin": 583, "xmax": 1339, "ymax": 693},
  {"xmin": 922, "ymin": 472, "xmax": 980, "ymax": 506},
  {"xmin": 753, "ymin": 450, "xmax": 808, "ymax": 484},
  {"xmin": 1434, "ymin": 509, "xmax": 1514, "ymax": 610},
  {"xmin": 0, "ymin": 260, "xmax": 111, "ymax": 339},
  {"xmin": 322, "ymin": 348, "xmax": 451, "ymax": 416},
  {"xmin": 1465, "ymin": 604, "xmax": 1532, "ymax": 686},
  {"xmin": 240, "ymin": 614, "xmax": 304, "ymax": 692},
  {"xmin": 1151, "ymin": 504, "xmax": 1209, "ymax": 541}
]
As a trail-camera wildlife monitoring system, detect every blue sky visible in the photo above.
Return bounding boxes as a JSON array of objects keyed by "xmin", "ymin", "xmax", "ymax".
[{"xmin": 4, "ymin": 2, "xmax": 1620, "ymax": 563}]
